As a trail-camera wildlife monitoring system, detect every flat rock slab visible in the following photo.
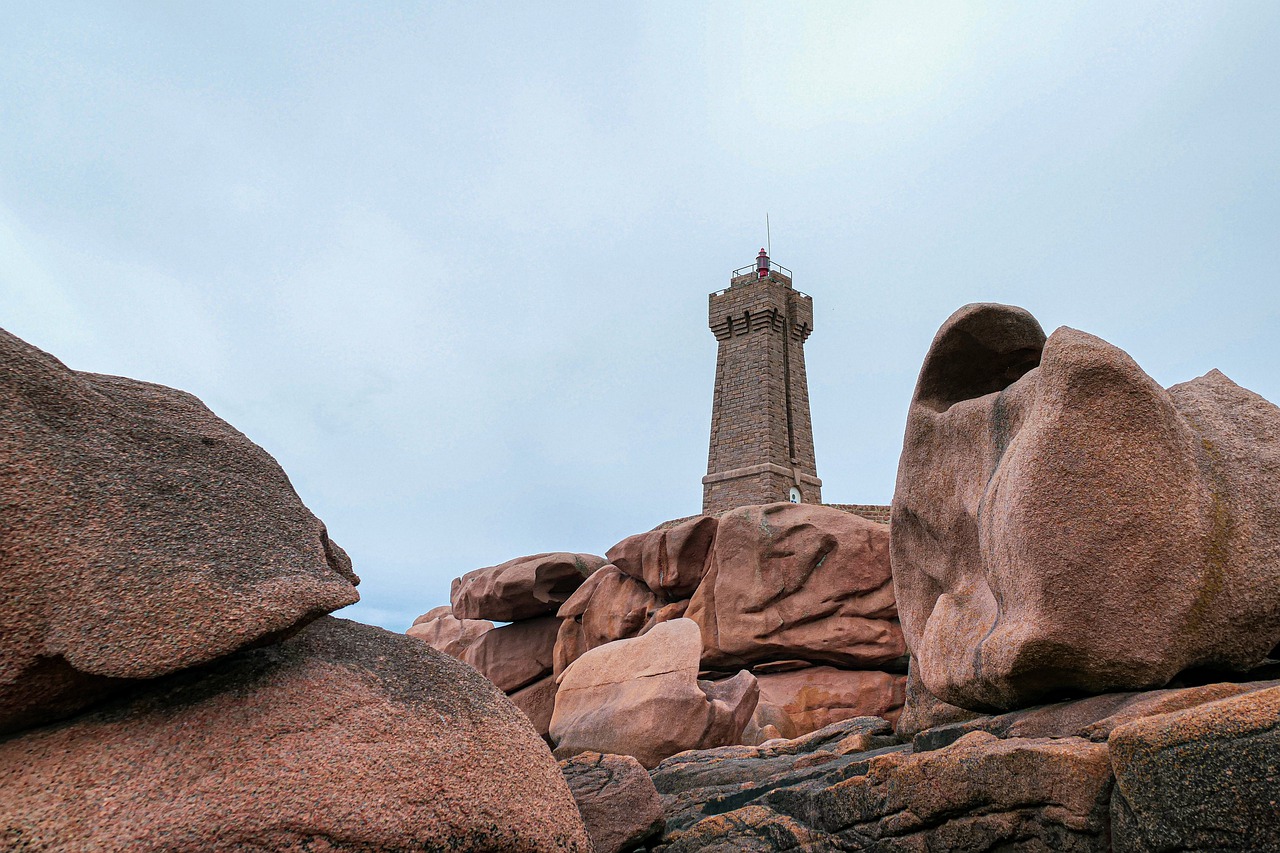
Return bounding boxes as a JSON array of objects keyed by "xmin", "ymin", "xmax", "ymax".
[
  {"xmin": 0, "ymin": 328, "xmax": 358, "ymax": 734},
  {"xmin": 0, "ymin": 617, "xmax": 591, "ymax": 852},
  {"xmin": 912, "ymin": 677, "xmax": 1280, "ymax": 753}
]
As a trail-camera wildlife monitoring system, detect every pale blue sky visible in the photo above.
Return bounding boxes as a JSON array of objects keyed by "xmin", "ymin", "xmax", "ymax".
[{"xmin": 3, "ymin": 2, "xmax": 1277, "ymax": 629}]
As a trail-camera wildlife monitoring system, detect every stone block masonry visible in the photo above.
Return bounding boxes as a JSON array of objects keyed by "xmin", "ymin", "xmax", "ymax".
[{"xmin": 703, "ymin": 264, "xmax": 821, "ymax": 515}]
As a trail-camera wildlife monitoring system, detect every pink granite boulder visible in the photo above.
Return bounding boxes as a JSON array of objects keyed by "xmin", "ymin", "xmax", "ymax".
[
  {"xmin": 0, "ymin": 617, "xmax": 591, "ymax": 852},
  {"xmin": 550, "ymin": 618, "xmax": 759, "ymax": 768},
  {"xmin": 559, "ymin": 752, "xmax": 665, "ymax": 853},
  {"xmin": 686, "ymin": 503, "xmax": 904, "ymax": 670},
  {"xmin": 462, "ymin": 615, "xmax": 560, "ymax": 693},
  {"xmin": 553, "ymin": 565, "xmax": 660, "ymax": 677},
  {"xmin": 0, "ymin": 328, "xmax": 359, "ymax": 735},
  {"xmin": 892, "ymin": 303, "xmax": 1280, "ymax": 713},
  {"xmin": 510, "ymin": 675, "xmax": 559, "ymax": 741},
  {"xmin": 452, "ymin": 552, "xmax": 607, "ymax": 622},
  {"xmin": 406, "ymin": 608, "xmax": 494, "ymax": 660},
  {"xmin": 751, "ymin": 666, "xmax": 907, "ymax": 740},
  {"xmin": 607, "ymin": 515, "xmax": 717, "ymax": 599}
]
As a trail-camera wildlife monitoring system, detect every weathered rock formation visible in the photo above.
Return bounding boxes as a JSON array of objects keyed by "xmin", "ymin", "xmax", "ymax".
[
  {"xmin": 550, "ymin": 618, "xmax": 759, "ymax": 768},
  {"xmin": 0, "ymin": 329, "xmax": 360, "ymax": 735},
  {"xmin": 0, "ymin": 618, "xmax": 592, "ymax": 852},
  {"xmin": 554, "ymin": 563, "xmax": 661, "ymax": 677},
  {"xmin": 0, "ymin": 328, "xmax": 593, "ymax": 850},
  {"xmin": 560, "ymin": 752, "xmax": 665, "ymax": 853},
  {"xmin": 688, "ymin": 503, "xmax": 904, "ymax": 670},
  {"xmin": 892, "ymin": 303, "xmax": 1280, "ymax": 715},
  {"xmin": 640, "ymin": 678, "xmax": 1280, "ymax": 850},
  {"xmin": 751, "ymin": 665, "xmax": 906, "ymax": 740},
  {"xmin": 415, "ymin": 503, "xmax": 907, "ymax": 752},
  {"xmin": 460, "ymin": 614, "xmax": 560, "ymax": 693},
  {"xmin": 405, "ymin": 606, "xmax": 494, "ymax": 659},
  {"xmin": 607, "ymin": 514, "xmax": 716, "ymax": 599},
  {"xmin": 451, "ymin": 552, "xmax": 607, "ymax": 622}
]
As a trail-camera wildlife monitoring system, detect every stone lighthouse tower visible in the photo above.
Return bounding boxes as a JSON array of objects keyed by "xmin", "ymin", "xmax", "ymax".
[{"xmin": 702, "ymin": 249, "xmax": 821, "ymax": 515}]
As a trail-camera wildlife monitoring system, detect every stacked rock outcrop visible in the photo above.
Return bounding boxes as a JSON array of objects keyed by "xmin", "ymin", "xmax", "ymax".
[
  {"xmin": 410, "ymin": 551, "xmax": 607, "ymax": 739},
  {"xmin": 575, "ymin": 303, "xmax": 1280, "ymax": 851},
  {"xmin": 551, "ymin": 618, "xmax": 759, "ymax": 768},
  {"xmin": 414, "ymin": 502, "xmax": 908, "ymax": 767},
  {"xmin": 0, "ymin": 328, "xmax": 591, "ymax": 851}
]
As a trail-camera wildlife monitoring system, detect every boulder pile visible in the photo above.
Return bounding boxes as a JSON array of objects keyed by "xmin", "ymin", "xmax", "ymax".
[
  {"xmin": 0, "ymin": 328, "xmax": 591, "ymax": 852},
  {"xmin": 423, "ymin": 303, "xmax": 1280, "ymax": 851},
  {"xmin": 411, "ymin": 502, "xmax": 909, "ymax": 764}
]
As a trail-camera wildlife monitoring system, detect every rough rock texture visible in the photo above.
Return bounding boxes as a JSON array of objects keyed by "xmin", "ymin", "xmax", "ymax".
[
  {"xmin": 894, "ymin": 658, "xmax": 980, "ymax": 737},
  {"xmin": 911, "ymin": 677, "xmax": 1280, "ymax": 753},
  {"xmin": 452, "ymin": 552, "xmax": 607, "ymax": 622},
  {"xmin": 510, "ymin": 675, "xmax": 559, "ymax": 741},
  {"xmin": 550, "ymin": 619, "xmax": 758, "ymax": 768},
  {"xmin": 607, "ymin": 515, "xmax": 717, "ymax": 600},
  {"xmin": 406, "ymin": 608, "xmax": 494, "ymax": 660},
  {"xmin": 0, "ymin": 617, "xmax": 591, "ymax": 852},
  {"xmin": 893, "ymin": 303, "xmax": 1280, "ymax": 713},
  {"xmin": 559, "ymin": 752, "xmax": 664, "ymax": 853},
  {"xmin": 554, "ymin": 565, "xmax": 660, "ymax": 677},
  {"xmin": 651, "ymin": 716, "xmax": 901, "ymax": 847},
  {"xmin": 751, "ymin": 666, "xmax": 906, "ymax": 740},
  {"xmin": 810, "ymin": 732, "xmax": 1114, "ymax": 851},
  {"xmin": 687, "ymin": 503, "xmax": 904, "ymax": 670},
  {"xmin": 1109, "ymin": 685, "xmax": 1280, "ymax": 852},
  {"xmin": 650, "ymin": 717, "xmax": 1111, "ymax": 851},
  {"xmin": 0, "ymin": 329, "xmax": 359, "ymax": 734},
  {"xmin": 461, "ymin": 614, "xmax": 560, "ymax": 693}
]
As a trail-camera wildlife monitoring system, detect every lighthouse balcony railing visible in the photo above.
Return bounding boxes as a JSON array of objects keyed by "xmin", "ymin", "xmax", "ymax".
[
  {"xmin": 715, "ymin": 263, "xmax": 807, "ymax": 298},
  {"xmin": 731, "ymin": 261, "xmax": 793, "ymax": 280}
]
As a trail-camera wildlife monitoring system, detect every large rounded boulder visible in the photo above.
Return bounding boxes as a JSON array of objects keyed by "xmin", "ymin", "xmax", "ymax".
[
  {"xmin": 892, "ymin": 303, "xmax": 1280, "ymax": 713},
  {"xmin": 0, "ymin": 328, "xmax": 359, "ymax": 734},
  {"xmin": 687, "ymin": 503, "xmax": 904, "ymax": 670},
  {"xmin": 0, "ymin": 617, "xmax": 592, "ymax": 852}
]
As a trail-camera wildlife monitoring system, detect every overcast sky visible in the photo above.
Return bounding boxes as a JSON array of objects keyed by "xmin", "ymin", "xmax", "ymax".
[{"xmin": 3, "ymin": 2, "xmax": 1277, "ymax": 630}]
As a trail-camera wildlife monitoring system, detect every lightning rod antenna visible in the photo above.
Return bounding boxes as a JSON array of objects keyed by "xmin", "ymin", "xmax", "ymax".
[{"xmin": 766, "ymin": 213, "xmax": 771, "ymax": 256}]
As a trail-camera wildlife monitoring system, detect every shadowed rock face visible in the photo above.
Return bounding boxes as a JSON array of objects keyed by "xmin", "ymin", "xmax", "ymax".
[
  {"xmin": 559, "ymin": 752, "xmax": 664, "ymax": 853},
  {"xmin": 0, "ymin": 328, "xmax": 359, "ymax": 734},
  {"xmin": 892, "ymin": 303, "xmax": 1280, "ymax": 714},
  {"xmin": 550, "ymin": 619, "xmax": 758, "ymax": 768},
  {"xmin": 751, "ymin": 666, "xmax": 906, "ymax": 740},
  {"xmin": 0, "ymin": 617, "xmax": 592, "ymax": 852}
]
